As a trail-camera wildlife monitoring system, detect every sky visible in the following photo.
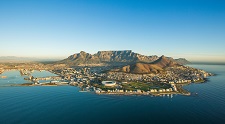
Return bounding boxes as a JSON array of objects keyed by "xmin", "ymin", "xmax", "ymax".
[{"xmin": 0, "ymin": 0, "xmax": 225, "ymax": 62}]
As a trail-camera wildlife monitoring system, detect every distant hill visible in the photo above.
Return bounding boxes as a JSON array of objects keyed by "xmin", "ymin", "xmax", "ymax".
[
  {"xmin": 111, "ymin": 55, "xmax": 181, "ymax": 74},
  {"xmin": 0, "ymin": 56, "xmax": 34, "ymax": 63},
  {"xmin": 0, "ymin": 56, "xmax": 61, "ymax": 63},
  {"xmin": 174, "ymin": 58, "xmax": 191, "ymax": 65}
]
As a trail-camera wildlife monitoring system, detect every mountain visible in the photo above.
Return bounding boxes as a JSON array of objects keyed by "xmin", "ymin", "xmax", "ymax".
[
  {"xmin": 152, "ymin": 55, "xmax": 179, "ymax": 68},
  {"xmin": 59, "ymin": 50, "xmax": 159, "ymax": 66},
  {"xmin": 111, "ymin": 55, "xmax": 181, "ymax": 74},
  {"xmin": 97, "ymin": 50, "xmax": 159, "ymax": 63},
  {"xmin": 60, "ymin": 51, "xmax": 101, "ymax": 65},
  {"xmin": 96, "ymin": 50, "xmax": 135, "ymax": 62},
  {"xmin": 58, "ymin": 50, "xmax": 189, "ymax": 67},
  {"xmin": 174, "ymin": 58, "xmax": 191, "ymax": 65}
]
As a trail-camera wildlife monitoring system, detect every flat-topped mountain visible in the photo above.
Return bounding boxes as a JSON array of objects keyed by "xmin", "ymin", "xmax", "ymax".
[
  {"xmin": 59, "ymin": 50, "xmax": 158, "ymax": 66},
  {"xmin": 112, "ymin": 55, "xmax": 181, "ymax": 74},
  {"xmin": 96, "ymin": 50, "xmax": 136, "ymax": 62},
  {"xmin": 58, "ymin": 50, "xmax": 189, "ymax": 67}
]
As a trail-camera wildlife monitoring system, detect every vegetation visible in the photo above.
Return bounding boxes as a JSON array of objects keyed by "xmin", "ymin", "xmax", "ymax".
[{"xmin": 121, "ymin": 82, "xmax": 171, "ymax": 91}]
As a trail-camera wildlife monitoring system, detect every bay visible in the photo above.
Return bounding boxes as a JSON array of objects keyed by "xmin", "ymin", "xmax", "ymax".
[{"xmin": 0, "ymin": 65, "xmax": 225, "ymax": 124}]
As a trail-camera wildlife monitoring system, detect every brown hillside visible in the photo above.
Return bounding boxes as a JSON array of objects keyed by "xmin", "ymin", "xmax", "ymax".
[
  {"xmin": 114, "ymin": 55, "xmax": 180, "ymax": 74},
  {"xmin": 152, "ymin": 55, "xmax": 179, "ymax": 68}
]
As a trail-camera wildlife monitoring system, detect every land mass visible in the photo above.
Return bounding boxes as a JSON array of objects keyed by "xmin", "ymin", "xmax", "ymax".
[{"xmin": 0, "ymin": 50, "xmax": 211, "ymax": 96}]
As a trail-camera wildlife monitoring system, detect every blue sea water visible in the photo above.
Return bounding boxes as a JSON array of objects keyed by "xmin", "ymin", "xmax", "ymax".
[{"xmin": 0, "ymin": 65, "xmax": 225, "ymax": 124}]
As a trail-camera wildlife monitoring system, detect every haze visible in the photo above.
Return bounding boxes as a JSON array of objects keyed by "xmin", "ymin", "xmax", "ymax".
[{"xmin": 0, "ymin": 0, "xmax": 225, "ymax": 62}]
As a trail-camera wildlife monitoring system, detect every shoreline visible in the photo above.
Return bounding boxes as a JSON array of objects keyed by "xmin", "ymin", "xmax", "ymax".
[
  {"xmin": 11, "ymin": 83, "xmax": 191, "ymax": 96},
  {"xmin": 95, "ymin": 91, "xmax": 190, "ymax": 96},
  {"xmin": 1, "ymin": 68, "xmax": 211, "ymax": 97}
]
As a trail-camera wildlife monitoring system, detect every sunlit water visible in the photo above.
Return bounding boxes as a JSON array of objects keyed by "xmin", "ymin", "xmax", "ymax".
[
  {"xmin": 0, "ymin": 70, "xmax": 57, "ymax": 86},
  {"xmin": 0, "ymin": 65, "xmax": 225, "ymax": 124}
]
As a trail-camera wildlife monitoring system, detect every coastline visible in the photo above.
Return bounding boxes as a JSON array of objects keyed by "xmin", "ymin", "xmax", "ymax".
[
  {"xmin": 1, "ymin": 66, "xmax": 212, "ymax": 97},
  {"xmin": 95, "ymin": 91, "xmax": 190, "ymax": 96},
  {"xmin": 13, "ymin": 82, "xmax": 192, "ymax": 96}
]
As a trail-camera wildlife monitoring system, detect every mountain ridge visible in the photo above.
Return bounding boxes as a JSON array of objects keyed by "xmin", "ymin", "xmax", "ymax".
[
  {"xmin": 58, "ymin": 50, "xmax": 190, "ymax": 66},
  {"xmin": 112, "ymin": 55, "xmax": 181, "ymax": 74},
  {"xmin": 59, "ymin": 50, "xmax": 159, "ymax": 66}
]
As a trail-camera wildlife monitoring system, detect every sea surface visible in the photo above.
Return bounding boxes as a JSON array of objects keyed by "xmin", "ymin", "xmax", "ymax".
[{"xmin": 0, "ymin": 65, "xmax": 225, "ymax": 124}]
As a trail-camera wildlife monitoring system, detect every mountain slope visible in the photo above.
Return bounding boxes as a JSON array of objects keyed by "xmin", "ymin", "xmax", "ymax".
[
  {"xmin": 112, "ymin": 55, "xmax": 181, "ymax": 74},
  {"xmin": 174, "ymin": 58, "xmax": 191, "ymax": 65},
  {"xmin": 152, "ymin": 55, "xmax": 179, "ymax": 68},
  {"xmin": 60, "ymin": 51, "xmax": 101, "ymax": 65}
]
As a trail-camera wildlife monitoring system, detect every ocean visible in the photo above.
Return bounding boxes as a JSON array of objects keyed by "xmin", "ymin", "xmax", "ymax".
[{"xmin": 0, "ymin": 65, "xmax": 225, "ymax": 124}]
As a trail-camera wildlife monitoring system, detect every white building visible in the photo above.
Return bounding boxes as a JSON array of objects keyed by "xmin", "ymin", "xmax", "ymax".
[{"xmin": 102, "ymin": 81, "xmax": 116, "ymax": 87}]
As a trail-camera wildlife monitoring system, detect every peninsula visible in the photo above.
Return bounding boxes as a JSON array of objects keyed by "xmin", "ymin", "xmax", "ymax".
[{"xmin": 0, "ymin": 50, "xmax": 211, "ymax": 96}]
